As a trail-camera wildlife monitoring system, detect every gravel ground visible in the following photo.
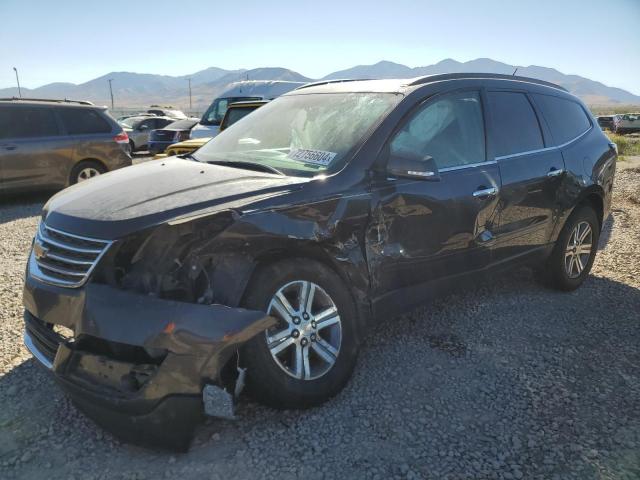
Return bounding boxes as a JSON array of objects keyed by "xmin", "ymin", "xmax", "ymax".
[{"xmin": 1, "ymin": 166, "xmax": 639, "ymax": 480}]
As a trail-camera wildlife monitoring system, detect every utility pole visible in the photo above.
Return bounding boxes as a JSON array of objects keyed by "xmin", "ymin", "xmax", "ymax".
[
  {"xmin": 187, "ymin": 78, "xmax": 192, "ymax": 111},
  {"xmin": 13, "ymin": 67, "xmax": 22, "ymax": 97},
  {"xmin": 108, "ymin": 78, "xmax": 114, "ymax": 110}
]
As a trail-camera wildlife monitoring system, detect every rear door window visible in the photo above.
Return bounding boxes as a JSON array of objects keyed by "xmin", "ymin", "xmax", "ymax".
[
  {"xmin": 156, "ymin": 118, "xmax": 174, "ymax": 128},
  {"xmin": 487, "ymin": 92, "xmax": 544, "ymax": 157},
  {"xmin": 139, "ymin": 118, "xmax": 156, "ymax": 130},
  {"xmin": 0, "ymin": 107, "xmax": 60, "ymax": 139},
  {"xmin": 57, "ymin": 108, "xmax": 112, "ymax": 134},
  {"xmin": 532, "ymin": 94, "xmax": 591, "ymax": 145}
]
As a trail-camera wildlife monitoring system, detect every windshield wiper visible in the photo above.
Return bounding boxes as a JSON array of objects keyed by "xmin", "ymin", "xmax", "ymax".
[{"xmin": 206, "ymin": 160, "xmax": 283, "ymax": 176}]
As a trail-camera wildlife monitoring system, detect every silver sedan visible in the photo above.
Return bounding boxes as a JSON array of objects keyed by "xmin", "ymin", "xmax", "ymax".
[{"xmin": 119, "ymin": 116, "xmax": 175, "ymax": 152}]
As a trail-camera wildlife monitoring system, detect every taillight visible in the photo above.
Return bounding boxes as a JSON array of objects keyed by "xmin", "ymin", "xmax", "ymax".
[
  {"xmin": 114, "ymin": 131, "xmax": 129, "ymax": 144},
  {"xmin": 174, "ymin": 131, "xmax": 188, "ymax": 141}
]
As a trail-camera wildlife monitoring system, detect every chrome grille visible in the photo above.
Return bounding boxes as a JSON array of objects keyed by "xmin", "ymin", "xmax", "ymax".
[{"xmin": 29, "ymin": 223, "xmax": 112, "ymax": 288}]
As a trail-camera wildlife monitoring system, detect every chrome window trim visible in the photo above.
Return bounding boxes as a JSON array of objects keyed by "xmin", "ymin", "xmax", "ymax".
[
  {"xmin": 495, "ymin": 125, "xmax": 592, "ymax": 161},
  {"xmin": 439, "ymin": 160, "xmax": 497, "ymax": 172},
  {"xmin": 23, "ymin": 330, "xmax": 54, "ymax": 369}
]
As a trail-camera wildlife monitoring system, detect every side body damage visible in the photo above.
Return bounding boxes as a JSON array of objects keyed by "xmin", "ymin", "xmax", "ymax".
[{"xmin": 23, "ymin": 183, "xmax": 374, "ymax": 450}]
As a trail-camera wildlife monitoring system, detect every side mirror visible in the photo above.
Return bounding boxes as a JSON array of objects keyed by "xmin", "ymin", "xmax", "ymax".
[
  {"xmin": 138, "ymin": 124, "xmax": 149, "ymax": 131},
  {"xmin": 387, "ymin": 154, "xmax": 440, "ymax": 181}
]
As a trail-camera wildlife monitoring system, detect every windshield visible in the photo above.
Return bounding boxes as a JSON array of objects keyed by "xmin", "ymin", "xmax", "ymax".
[
  {"xmin": 194, "ymin": 92, "xmax": 402, "ymax": 177},
  {"xmin": 200, "ymin": 96, "xmax": 262, "ymax": 126}
]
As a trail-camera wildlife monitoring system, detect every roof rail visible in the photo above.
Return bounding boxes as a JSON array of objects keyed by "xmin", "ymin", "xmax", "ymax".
[
  {"xmin": 295, "ymin": 78, "xmax": 373, "ymax": 90},
  {"xmin": 406, "ymin": 73, "xmax": 567, "ymax": 92},
  {"xmin": 0, "ymin": 97, "xmax": 95, "ymax": 105}
]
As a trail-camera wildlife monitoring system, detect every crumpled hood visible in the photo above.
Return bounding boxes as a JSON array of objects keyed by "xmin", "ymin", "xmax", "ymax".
[{"xmin": 44, "ymin": 159, "xmax": 308, "ymax": 240}]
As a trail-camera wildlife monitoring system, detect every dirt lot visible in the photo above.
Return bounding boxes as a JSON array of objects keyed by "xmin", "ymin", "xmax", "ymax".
[{"xmin": 1, "ymin": 165, "xmax": 639, "ymax": 480}]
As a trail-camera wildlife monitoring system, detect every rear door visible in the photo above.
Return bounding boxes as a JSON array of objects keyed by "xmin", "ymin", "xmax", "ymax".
[
  {"xmin": 368, "ymin": 89, "xmax": 501, "ymax": 314},
  {"xmin": 0, "ymin": 105, "xmax": 71, "ymax": 191},
  {"xmin": 56, "ymin": 107, "xmax": 115, "ymax": 165},
  {"xmin": 487, "ymin": 90, "xmax": 566, "ymax": 263}
]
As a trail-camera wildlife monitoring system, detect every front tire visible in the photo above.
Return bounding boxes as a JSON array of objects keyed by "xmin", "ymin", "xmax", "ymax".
[
  {"xmin": 536, "ymin": 205, "xmax": 600, "ymax": 291},
  {"xmin": 242, "ymin": 259, "xmax": 359, "ymax": 409}
]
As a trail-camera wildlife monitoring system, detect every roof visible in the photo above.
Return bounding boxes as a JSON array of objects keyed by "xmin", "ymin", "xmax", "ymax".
[
  {"xmin": 227, "ymin": 100, "xmax": 270, "ymax": 108},
  {"xmin": 290, "ymin": 73, "xmax": 567, "ymax": 95},
  {"xmin": 120, "ymin": 115, "xmax": 176, "ymax": 125},
  {"xmin": 0, "ymin": 97, "xmax": 98, "ymax": 107}
]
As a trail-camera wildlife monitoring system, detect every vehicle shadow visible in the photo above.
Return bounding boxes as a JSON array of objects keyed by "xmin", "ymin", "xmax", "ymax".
[
  {"xmin": 2, "ymin": 269, "xmax": 638, "ymax": 479},
  {"xmin": 0, "ymin": 192, "xmax": 48, "ymax": 225}
]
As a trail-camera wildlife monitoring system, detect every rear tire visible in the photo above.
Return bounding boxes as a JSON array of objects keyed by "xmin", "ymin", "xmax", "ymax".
[
  {"xmin": 69, "ymin": 160, "xmax": 106, "ymax": 185},
  {"xmin": 241, "ymin": 259, "xmax": 359, "ymax": 409},
  {"xmin": 535, "ymin": 205, "xmax": 600, "ymax": 291}
]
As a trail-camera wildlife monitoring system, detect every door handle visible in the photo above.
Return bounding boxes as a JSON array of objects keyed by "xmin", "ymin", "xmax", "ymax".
[
  {"xmin": 547, "ymin": 167, "xmax": 564, "ymax": 177},
  {"xmin": 473, "ymin": 186, "xmax": 498, "ymax": 199},
  {"xmin": 1, "ymin": 144, "xmax": 17, "ymax": 151}
]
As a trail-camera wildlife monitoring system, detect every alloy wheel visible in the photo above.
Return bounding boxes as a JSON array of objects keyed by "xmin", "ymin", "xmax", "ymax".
[
  {"xmin": 77, "ymin": 167, "xmax": 101, "ymax": 182},
  {"xmin": 564, "ymin": 221, "xmax": 593, "ymax": 279},
  {"xmin": 265, "ymin": 280, "xmax": 342, "ymax": 380}
]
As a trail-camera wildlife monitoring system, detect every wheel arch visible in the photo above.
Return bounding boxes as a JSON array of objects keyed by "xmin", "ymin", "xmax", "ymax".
[
  {"xmin": 69, "ymin": 158, "xmax": 109, "ymax": 184},
  {"xmin": 580, "ymin": 188, "xmax": 605, "ymax": 228},
  {"xmin": 551, "ymin": 185, "xmax": 605, "ymax": 244},
  {"xmin": 243, "ymin": 242, "xmax": 371, "ymax": 339}
]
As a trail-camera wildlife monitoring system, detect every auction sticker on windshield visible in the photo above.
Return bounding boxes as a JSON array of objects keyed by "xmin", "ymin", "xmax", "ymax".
[{"xmin": 288, "ymin": 148, "xmax": 337, "ymax": 166}]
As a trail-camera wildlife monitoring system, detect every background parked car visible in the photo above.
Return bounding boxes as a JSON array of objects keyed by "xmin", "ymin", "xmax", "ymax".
[
  {"xmin": 147, "ymin": 118, "xmax": 200, "ymax": 154},
  {"xmin": 0, "ymin": 98, "xmax": 131, "ymax": 192},
  {"xmin": 190, "ymin": 80, "xmax": 305, "ymax": 139},
  {"xmin": 597, "ymin": 115, "xmax": 620, "ymax": 132},
  {"xmin": 617, "ymin": 113, "xmax": 640, "ymax": 134},
  {"xmin": 219, "ymin": 100, "xmax": 269, "ymax": 132},
  {"xmin": 116, "ymin": 113, "xmax": 155, "ymax": 122},
  {"xmin": 146, "ymin": 108, "xmax": 187, "ymax": 119},
  {"xmin": 119, "ymin": 115, "xmax": 175, "ymax": 151},
  {"xmin": 153, "ymin": 100, "xmax": 269, "ymax": 159}
]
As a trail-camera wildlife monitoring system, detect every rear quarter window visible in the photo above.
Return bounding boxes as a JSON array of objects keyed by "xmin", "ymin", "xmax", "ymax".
[
  {"xmin": 0, "ymin": 106, "xmax": 60, "ymax": 139},
  {"xmin": 532, "ymin": 94, "xmax": 591, "ymax": 145},
  {"xmin": 487, "ymin": 91, "xmax": 544, "ymax": 157},
  {"xmin": 57, "ymin": 108, "xmax": 112, "ymax": 134}
]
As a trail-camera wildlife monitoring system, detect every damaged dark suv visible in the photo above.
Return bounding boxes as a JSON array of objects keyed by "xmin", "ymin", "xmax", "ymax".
[{"xmin": 23, "ymin": 74, "xmax": 616, "ymax": 450}]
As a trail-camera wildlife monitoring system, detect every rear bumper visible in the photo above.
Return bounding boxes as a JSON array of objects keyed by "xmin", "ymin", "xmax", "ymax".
[
  {"xmin": 23, "ymin": 274, "xmax": 275, "ymax": 450},
  {"xmin": 148, "ymin": 141, "xmax": 174, "ymax": 154}
]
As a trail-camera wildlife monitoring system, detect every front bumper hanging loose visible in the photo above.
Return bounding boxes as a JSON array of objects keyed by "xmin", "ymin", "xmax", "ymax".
[{"xmin": 23, "ymin": 276, "xmax": 275, "ymax": 451}]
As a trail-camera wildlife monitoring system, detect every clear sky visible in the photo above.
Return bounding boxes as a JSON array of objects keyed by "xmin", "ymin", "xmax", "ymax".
[{"xmin": 1, "ymin": 0, "xmax": 639, "ymax": 94}]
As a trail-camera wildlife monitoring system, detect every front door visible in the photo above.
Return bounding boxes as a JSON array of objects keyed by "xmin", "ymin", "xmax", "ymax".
[{"xmin": 367, "ymin": 90, "xmax": 501, "ymax": 315}]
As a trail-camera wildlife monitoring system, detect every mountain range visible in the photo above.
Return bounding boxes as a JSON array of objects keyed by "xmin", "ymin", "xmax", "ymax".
[{"xmin": 1, "ymin": 58, "xmax": 637, "ymax": 111}]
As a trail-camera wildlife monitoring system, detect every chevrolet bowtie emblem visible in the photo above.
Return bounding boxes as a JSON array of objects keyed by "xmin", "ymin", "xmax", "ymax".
[{"xmin": 33, "ymin": 242, "xmax": 49, "ymax": 260}]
